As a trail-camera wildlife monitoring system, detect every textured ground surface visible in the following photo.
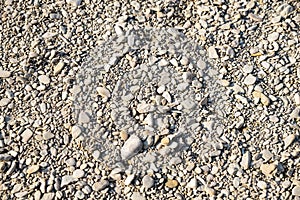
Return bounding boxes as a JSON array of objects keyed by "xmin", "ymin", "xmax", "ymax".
[{"xmin": 0, "ymin": 0, "xmax": 300, "ymax": 199}]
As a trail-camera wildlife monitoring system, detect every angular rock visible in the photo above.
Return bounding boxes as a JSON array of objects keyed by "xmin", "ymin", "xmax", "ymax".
[{"xmin": 21, "ymin": 128, "xmax": 33, "ymax": 143}]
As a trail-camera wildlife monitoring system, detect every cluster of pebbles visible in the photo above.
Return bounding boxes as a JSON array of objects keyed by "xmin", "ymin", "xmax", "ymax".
[{"xmin": 0, "ymin": 0, "xmax": 299, "ymax": 200}]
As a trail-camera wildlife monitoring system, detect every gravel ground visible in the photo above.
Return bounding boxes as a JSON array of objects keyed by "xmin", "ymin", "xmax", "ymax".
[{"xmin": 0, "ymin": 0, "xmax": 299, "ymax": 199}]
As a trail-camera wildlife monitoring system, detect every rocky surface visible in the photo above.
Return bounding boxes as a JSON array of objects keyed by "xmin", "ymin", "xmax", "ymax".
[{"xmin": 0, "ymin": 0, "xmax": 299, "ymax": 199}]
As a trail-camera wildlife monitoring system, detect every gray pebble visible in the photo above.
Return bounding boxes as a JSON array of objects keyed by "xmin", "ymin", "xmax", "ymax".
[
  {"xmin": 61, "ymin": 175, "xmax": 76, "ymax": 188},
  {"xmin": 293, "ymin": 186, "xmax": 300, "ymax": 196},
  {"xmin": 121, "ymin": 135, "xmax": 143, "ymax": 160},
  {"xmin": 72, "ymin": 169, "xmax": 85, "ymax": 179},
  {"xmin": 92, "ymin": 179, "xmax": 109, "ymax": 191},
  {"xmin": 244, "ymin": 74, "xmax": 256, "ymax": 85},
  {"xmin": 142, "ymin": 175, "xmax": 154, "ymax": 189}
]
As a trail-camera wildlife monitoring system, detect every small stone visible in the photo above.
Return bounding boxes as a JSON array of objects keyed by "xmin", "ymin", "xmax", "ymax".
[
  {"xmin": 244, "ymin": 74, "xmax": 256, "ymax": 85},
  {"xmin": 131, "ymin": 192, "xmax": 146, "ymax": 200},
  {"xmin": 180, "ymin": 56, "xmax": 189, "ymax": 65},
  {"xmin": 43, "ymin": 132, "xmax": 54, "ymax": 140},
  {"xmin": 0, "ymin": 70, "xmax": 11, "ymax": 78},
  {"xmin": 74, "ymin": 191, "xmax": 85, "ymax": 199},
  {"xmin": 41, "ymin": 193, "xmax": 55, "ymax": 200},
  {"xmin": 186, "ymin": 178, "xmax": 197, "ymax": 189},
  {"xmin": 61, "ymin": 175, "xmax": 76, "ymax": 188},
  {"xmin": 165, "ymin": 179, "xmax": 178, "ymax": 188},
  {"xmin": 260, "ymin": 93, "xmax": 270, "ymax": 106},
  {"xmin": 21, "ymin": 128, "xmax": 33, "ymax": 143},
  {"xmin": 71, "ymin": 125, "xmax": 82, "ymax": 139},
  {"xmin": 208, "ymin": 46, "xmax": 219, "ymax": 59},
  {"xmin": 142, "ymin": 175, "xmax": 154, "ymax": 189},
  {"xmin": 284, "ymin": 134, "xmax": 295, "ymax": 149},
  {"xmin": 66, "ymin": 0, "xmax": 82, "ymax": 6},
  {"xmin": 11, "ymin": 184, "xmax": 22, "ymax": 194},
  {"xmin": 120, "ymin": 130, "xmax": 128, "ymax": 141},
  {"xmin": 0, "ymin": 98, "xmax": 11, "ymax": 107},
  {"xmin": 204, "ymin": 186, "xmax": 215, "ymax": 196},
  {"xmin": 27, "ymin": 165, "xmax": 39, "ymax": 175},
  {"xmin": 38, "ymin": 75, "xmax": 50, "ymax": 84},
  {"xmin": 276, "ymin": 3, "xmax": 293, "ymax": 17},
  {"xmin": 290, "ymin": 107, "xmax": 300, "ymax": 119},
  {"xmin": 124, "ymin": 174, "xmax": 135, "ymax": 186},
  {"xmin": 72, "ymin": 169, "xmax": 85, "ymax": 179},
  {"xmin": 257, "ymin": 181, "xmax": 267, "ymax": 189},
  {"xmin": 78, "ymin": 111, "xmax": 90, "ymax": 123},
  {"xmin": 121, "ymin": 135, "xmax": 143, "ymax": 160},
  {"xmin": 260, "ymin": 163, "xmax": 276, "ymax": 176},
  {"xmin": 161, "ymin": 137, "xmax": 170, "ymax": 146},
  {"xmin": 54, "ymin": 61, "xmax": 64, "ymax": 75},
  {"xmin": 292, "ymin": 186, "xmax": 300, "ymax": 196},
  {"xmin": 92, "ymin": 180, "xmax": 109, "ymax": 191},
  {"xmin": 96, "ymin": 87, "xmax": 110, "ymax": 99},
  {"xmin": 242, "ymin": 65, "xmax": 253, "ymax": 74},
  {"xmin": 267, "ymin": 32, "xmax": 279, "ymax": 42},
  {"xmin": 240, "ymin": 151, "xmax": 251, "ymax": 170},
  {"xmin": 261, "ymin": 149, "xmax": 273, "ymax": 161}
]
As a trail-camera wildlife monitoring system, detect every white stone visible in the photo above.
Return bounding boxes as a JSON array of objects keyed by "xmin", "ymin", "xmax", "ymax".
[
  {"xmin": 244, "ymin": 74, "xmax": 256, "ymax": 85},
  {"xmin": 38, "ymin": 75, "xmax": 50, "ymax": 84},
  {"xmin": 142, "ymin": 175, "xmax": 154, "ymax": 189},
  {"xmin": 124, "ymin": 174, "xmax": 135, "ymax": 185},
  {"xmin": 0, "ymin": 70, "xmax": 11, "ymax": 78},
  {"xmin": 121, "ymin": 135, "xmax": 143, "ymax": 160},
  {"xmin": 186, "ymin": 178, "xmax": 197, "ymax": 189},
  {"xmin": 21, "ymin": 129, "xmax": 33, "ymax": 143},
  {"xmin": 73, "ymin": 169, "xmax": 85, "ymax": 179},
  {"xmin": 208, "ymin": 46, "xmax": 219, "ymax": 59},
  {"xmin": 61, "ymin": 175, "xmax": 76, "ymax": 187}
]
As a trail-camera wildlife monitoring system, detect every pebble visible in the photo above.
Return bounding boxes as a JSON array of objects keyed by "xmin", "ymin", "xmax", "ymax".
[
  {"xmin": 292, "ymin": 186, "xmax": 300, "ymax": 196},
  {"xmin": 284, "ymin": 134, "xmax": 295, "ymax": 149},
  {"xmin": 66, "ymin": 0, "xmax": 82, "ymax": 6},
  {"xmin": 38, "ymin": 75, "xmax": 50, "ymax": 85},
  {"xmin": 72, "ymin": 169, "xmax": 85, "ymax": 179},
  {"xmin": 161, "ymin": 137, "xmax": 170, "ymax": 146},
  {"xmin": 165, "ymin": 179, "xmax": 178, "ymax": 188},
  {"xmin": 71, "ymin": 125, "xmax": 82, "ymax": 140},
  {"xmin": 204, "ymin": 186, "xmax": 215, "ymax": 196},
  {"xmin": 41, "ymin": 193, "xmax": 55, "ymax": 200},
  {"xmin": 244, "ymin": 74, "xmax": 256, "ymax": 85},
  {"xmin": 0, "ymin": 98, "xmax": 11, "ymax": 107},
  {"xmin": 276, "ymin": 3, "xmax": 293, "ymax": 16},
  {"xmin": 267, "ymin": 32, "xmax": 279, "ymax": 42},
  {"xmin": 61, "ymin": 175, "xmax": 76, "ymax": 188},
  {"xmin": 240, "ymin": 151, "xmax": 251, "ymax": 170},
  {"xmin": 290, "ymin": 107, "xmax": 300, "ymax": 119},
  {"xmin": 124, "ymin": 174, "xmax": 135, "ymax": 185},
  {"xmin": 131, "ymin": 192, "xmax": 146, "ymax": 200},
  {"xmin": 294, "ymin": 93, "xmax": 300, "ymax": 105},
  {"xmin": 208, "ymin": 46, "xmax": 219, "ymax": 59},
  {"xmin": 186, "ymin": 178, "xmax": 197, "ymax": 189},
  {"xmin": 96, "ymin": 87, "xmax": 111, "ymax": 99},
  {"xmin": 92, "ymin": 180, "xmax": 109, "ymax": 191},
  {"xmin": 257, "ymin": 181, "xmax": 267, "ymax": 190},
  {"xmin": 21, "ymin": 128, "xmax": 33, "ymax": 143},
  {"xmin": 0, "ymin": 70, "xmax": 11, "ymax": 78},
  {"xmin": 27, "ymin": 165, "xmax": 39, "ymax": 175},
  {"xmin": 121, "ymin": 135, "xmax": 143, "ymax": 160},
  {"xmin": 261, "ymin": 149, "xmax": 273, "ymax": 161},
  {"xmin": 54, "ymin": 61, "xmax": 64, "ymax": 75},
  {"xmin": 43, "ymin": 132, "xmax": 54, "ymax": 140},
  {"xmin": 260, "ymin": 163, "xmax": 276, "ymax": 176},
  {"xmin": 242, "ymin": 65, "xmax": 253, "ymax": 74},
  {"xmin": 142, "ymin": 175, "xmax": 154, "ymax": 189}
]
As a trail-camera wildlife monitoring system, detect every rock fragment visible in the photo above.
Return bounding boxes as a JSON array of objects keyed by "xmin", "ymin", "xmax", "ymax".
[
  {"xmin": 38, "ymin": 75, "xmax": 50, "ymax": 84},
  {"xmin": 240, "ymin": 151, "xmax": 251, "ymax": 170},
  {"xmin": 61, "ymin": 175, "xmax": 76, "ymax": 188},
  {"xmin": 284, "ymin": 134, "xmax": 295, "ymax": 149},
  {"xmin": 0, "ymin": 70, "xmax": 11, "ymax": 78},
  {"xmin": 92, "ymin": 180, "xmax": 109, "ymax": 191},
  {"xmin": 292, "ymin": 186, "xmax": 300, "ymax": 196},
  {"xmin": 244, "ymin": 74, "xmax": 256, "ymax": 85},
  {"xmin": 142, "ymin": 175, "xmax": 154, "ymax": 189},
  {"xmin": 208, "ymin": 46, "xmax": 218, "ymax": 59},
  {"xmin": 260, "ymin": 163, "xmax": 276, "ymax": 176},
  {"xmin": 165, "ymin": 179, "xmax": 178, "ymax": 188},
  {"xmin": 21, "ymin": 129, "xmax": 33, "ymax": 143},
  {"xmin": 54, "ymin": 61, "xmax": 64, "ymax": 75},
  {"xmin": 121, "ymin": 135, "xmax": 143, "ymax": 160}
]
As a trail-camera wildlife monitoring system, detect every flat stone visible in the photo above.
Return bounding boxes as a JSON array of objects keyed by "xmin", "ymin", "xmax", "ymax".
[
  {"xmin": 66, "ymin": 0, "xmax": 82, "ymax": 6},
  {"xmin": 72, "ymin": 169, "xmax": 85, "ymax": 179},
  {"xmin": 0, "ymin": 98, "xmax": 11, "ymax": 107},
  {"xmin": 260, "ymin": 163, "xmax": 276, "ymax": 176},
  {"xmin": 124, "ymin": 174, "xmax": 135, "ymax": 185},
  {"xmin": 41, "ymin": 193, "xmax": 55, "ymax": 200},
  {"xmin": 61, "ymin": 175, "xmax": 76, "ymax": 188},
  {"xmin": 121, "ymin": 135, "xmax": 143, "ymax": 160},
  {"xmin": 240, "ymin": 151, "xmax": 251, "ymax": 170},
  {"xmin": 186, "ymin": 178, "xmax": 197, "ymax": 189},
  {"xmin": 38, "ymin": 75, "xmax": 50, "ymax": 84},
  {"xmin": 208, "ymin": 46, "xmax": 219, "ymax": 59},
  {"xmin": 131, "ymin": 192, "xmax": 146, "ymax": 200},
  {"xmin": 267, "ymin": 32, "xmax": 279, "ymax": 42},
  {"xmin": 244, "ymin": 74, "xmax": 256, "ymax": 85},
  {"xmin": 165, "ymin": 179, "xmax": 178, "ymax": 188},
  {"xmin": 284, "ymin": 134, "xmax": 295, "ymax": 149},
  {"xmin": 27, "ymin": 165, "xmax": 39, "ymax": 174},
  {"xmin": 0, "ymin": 70, "xmax": 11, "ymax": 78},
  {"xmin": 261, "ymin": 149, "xmax": 273, "ymax": 161},
  {"xmin": 21, "ymin": 128, "xmax": 33, "ymax": 143},
  {"xmin": 142, "ymin": 175, "xmax": 154, "ymax": 189},
  {"xmin": 54, "ymin": 61, "xmax": 64, "ymax": 75},
  {"xmin": 257, "ymin": 181, "xmax": 267, "ymax": 190},
  {"xmin": 92, "ymin": 180, "xmax": 109, "ymax": 191},
  {"xmin": 292, "ymin": 186, "xmax": 300, "ymax": 196},
  {"xmin": 43, "ymin": 132, "xmax": 54, "ymax": 140}
]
